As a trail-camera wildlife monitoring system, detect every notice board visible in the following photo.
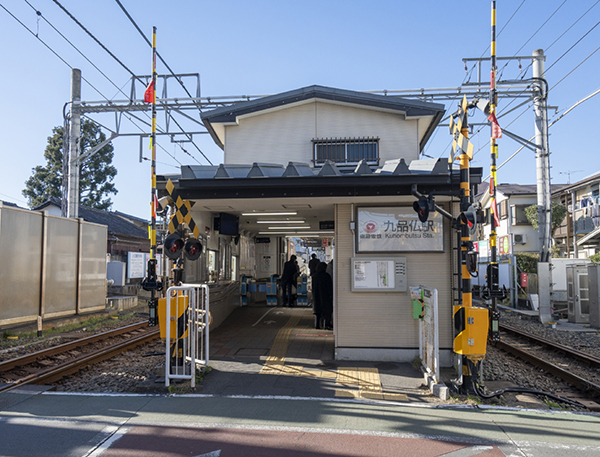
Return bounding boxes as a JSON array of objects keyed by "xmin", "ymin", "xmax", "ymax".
[{"xmin": 351, "ymin": 257, "xmax": 407, "ymax": 292}]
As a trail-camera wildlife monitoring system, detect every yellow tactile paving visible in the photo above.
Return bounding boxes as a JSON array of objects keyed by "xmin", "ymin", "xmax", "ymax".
[{"xmin": 259, "ymin": 314, "xmax": 409, "ymax": 402}]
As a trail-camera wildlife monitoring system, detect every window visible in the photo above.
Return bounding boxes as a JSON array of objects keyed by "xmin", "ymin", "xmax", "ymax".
[
  {"xmin": 313, "ymin": 137, "xmax": 379, "ymax": 165},
  {"xmin": 499, "ymin": 200, "xmax": 509, "ymax": 220},
  {"xmin": 511, "ymin": 205, "xmax": 530, "ymax": 225}
]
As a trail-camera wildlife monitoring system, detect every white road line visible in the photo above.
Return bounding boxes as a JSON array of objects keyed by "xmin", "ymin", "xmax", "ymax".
[{"xmin": 252, "ymin": 308, "xmax": 274, "ymax": 327}]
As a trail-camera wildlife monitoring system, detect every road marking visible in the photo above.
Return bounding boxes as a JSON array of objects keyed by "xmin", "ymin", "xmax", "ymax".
[
  {"xmin": 252, "ymin": 308, "xmax": 273, "ymax": 327},
  {"xmin": 193, "ymin": 451, "xmax": 221, "ymax": 457}
]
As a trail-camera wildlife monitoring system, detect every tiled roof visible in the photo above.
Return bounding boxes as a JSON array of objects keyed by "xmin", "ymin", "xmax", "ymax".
[{"xmin": 34, "ymin": 197, "xmax": 147, "ymax": 239}]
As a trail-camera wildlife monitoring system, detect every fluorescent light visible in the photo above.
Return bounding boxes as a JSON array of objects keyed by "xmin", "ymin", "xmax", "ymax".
[
  {"xmin": 267, "ymin": 226, "xmax": 311, "ymax": 230},
  {"xmin": 258, "ymin": 231, "xmax": 334, "ymax": 235},
  {"xmin": 241, "ymin": 212, "xmax": 297, "ymax": 216},
  {"xmin": 256, "ymin": 220, "xmax": 305, "ymax": 224}
]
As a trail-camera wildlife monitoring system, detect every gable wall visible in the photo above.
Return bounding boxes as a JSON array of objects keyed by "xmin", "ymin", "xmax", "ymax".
[{"xmin": 223, "ymin": 101, "xmax": 420, "ymax": 165}]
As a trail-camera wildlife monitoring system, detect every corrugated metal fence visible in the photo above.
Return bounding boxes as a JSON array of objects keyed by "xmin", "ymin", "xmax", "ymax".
[{"xmin": 0, "ymin": 203, "xmax": 107, "ymax": 327}]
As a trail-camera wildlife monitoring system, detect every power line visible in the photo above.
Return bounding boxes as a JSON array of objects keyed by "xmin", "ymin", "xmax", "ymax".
[
  {"xmin": 545, "ymin": 18, "xmax": 600, "ymax": 73},
  {"xmin": 112, "ymin": 0, "xmax": 213, "ymax": 165},
  {"xmin": 550, "ymin": 44, "xmax": 600, "ymax": 91},
  {"xmin": 0, "ymin": 2, "xmax": 106, "ymax": 99},
  {"xmin": 22, "ymin": 0, "xmax": 130, "ymax": 101},
  {"xmin": 51, "ymin": 0, "xmax": 143, "ymax": 84}
]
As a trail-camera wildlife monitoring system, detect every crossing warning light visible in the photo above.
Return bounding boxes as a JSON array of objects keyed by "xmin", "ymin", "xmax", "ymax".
[
  {"xmin": 164, "ymin": 233, "xmax": 185, "ymax": 260},
  {"xmin": 164, "ymin": 233, "xmax": 203, "ymax": 261},
  {"xmin": 413, "ymin": 198, "xmax": 430, "ymax": 223},
  {"xmin": 460, "ymin": 206, "xmax": 478, "ymax": 236},
  {"xmin": 184, "ymin": 238, "xmax": 203, "ymax": 260}
]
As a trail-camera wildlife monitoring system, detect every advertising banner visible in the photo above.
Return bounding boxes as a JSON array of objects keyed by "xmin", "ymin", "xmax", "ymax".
[{"xmin": 357, "ymin": 207, "xmax": 444, "ymax": 252}]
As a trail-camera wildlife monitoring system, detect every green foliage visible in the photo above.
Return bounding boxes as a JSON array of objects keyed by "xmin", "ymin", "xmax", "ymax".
[
  {"xmin": 23, "ymin": 120, "xmax": 117, "ymax": 209},
  {"xmin": 590, "ymin": 253, "xmax": 600, "ymax": 263},
  {"xmin": 516, "ymin": 253, "xmax": 538, "ymax": 274},
  {"xmin": 524, "ymin": 202, "xmax": 568, "ymax": 237}
]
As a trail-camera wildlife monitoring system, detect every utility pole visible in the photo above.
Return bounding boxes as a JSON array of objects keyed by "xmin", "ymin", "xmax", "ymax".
[
  {"xmin": 532, "ymin": 49, "xmax": 552, "ymax": 262},
  {"xmin": 67, "ymin": 68, "xmax": 81, "ymax": 219}
]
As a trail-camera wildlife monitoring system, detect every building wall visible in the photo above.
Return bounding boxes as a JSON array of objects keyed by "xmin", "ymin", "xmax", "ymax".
[
  {"xmin": 223, "ymin": 100, "xmax": 419, "ymax": 165},
  {"xmin": 334, "ymin": 201, "xmax": 454, "ymax": 364}
]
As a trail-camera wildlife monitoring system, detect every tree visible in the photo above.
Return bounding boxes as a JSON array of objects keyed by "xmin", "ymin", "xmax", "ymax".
[
  {"xmin": 23, "ymin": 120, "xmax": 118, "ymax": 210},
  {"xmin": 524, "ymin": 202, "xmax": 568, "ymax": 237}
]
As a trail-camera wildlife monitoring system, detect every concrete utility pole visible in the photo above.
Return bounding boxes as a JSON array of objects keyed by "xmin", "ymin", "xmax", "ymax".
[
  {"xmin": 532, "ymin": 49, "xmax": 552, "ymax": 262},
  {"xmin": 67, "ymin": 68, "xmax": 81, "ymax": 219}
]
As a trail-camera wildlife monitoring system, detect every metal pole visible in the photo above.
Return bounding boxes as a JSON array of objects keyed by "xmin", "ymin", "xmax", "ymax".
[
  {"xmin": 488, "ymin": 1, "xmax": 500, "ymax": 340},
  {"xmin": 533, "ymin": 49, "xmax": 552, "ymax": 262},
  {"xmin": 571, "ymin": 191, "xmax": 578, "ymax": 258},
  {"xmin": 150, "ymin": 27, "xmax": 157, "ymax": 262},
  {"xmin": 67, "ymin": 69, "xmax": 81, "ymax": 219}
]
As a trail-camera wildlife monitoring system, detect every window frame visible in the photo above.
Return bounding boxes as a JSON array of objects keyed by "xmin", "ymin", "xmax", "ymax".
[{"xmin": 312, "ymin": 137, "xmax": 380, "ymax": 166}]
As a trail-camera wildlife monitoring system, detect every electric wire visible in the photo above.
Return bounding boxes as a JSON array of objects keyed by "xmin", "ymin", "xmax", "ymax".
[
  {"xmin": 3, "ymin": 2, "xmax": 188, "ymax": 173},
  {"xmin": 478, "ymin": 0, "xmax": 527, "ymax": 59},
  {"xmin": 45, "ymin": 0, "xmax": 202, "ymax": 165},
  {"xmin": 0, "ymin": 2, "xmax": 106, "ymax": 99},
  {"xmin": 545, "ymin": 18, "xmax": 600, "ymax": 74},
  {"xmin": 113, "ymin": 0, "xmax": 213, "ymax": 165},
  {"xmin": 22, "ymin": 0, "xmax": 130, "ymax": 101}
]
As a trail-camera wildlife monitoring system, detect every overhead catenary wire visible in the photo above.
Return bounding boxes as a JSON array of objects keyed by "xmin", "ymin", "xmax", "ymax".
[
  {"xmin": 43, "ymin": 0, "xmax": 203, "ymax": 165},
  {"xmin": 113, "ymin": 0, "xmax": 213, "ymax": 165},
  {"xmin": 2, "ymin": 2, "xmax": 189, "ymax": 173}
]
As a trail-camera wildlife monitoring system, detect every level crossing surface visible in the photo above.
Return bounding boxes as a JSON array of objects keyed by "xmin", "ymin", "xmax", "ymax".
[{"xmin": 1, "ymin": 388, "xmax": 600, "ymax": 456}]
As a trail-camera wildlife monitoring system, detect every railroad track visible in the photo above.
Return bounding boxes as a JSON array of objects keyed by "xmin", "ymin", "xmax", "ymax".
[
  {"xmin": 0, "ymin": 322, "xmax": 160, "ymax": 394},
  {"xmin": 498, "ymin": 323, "xmax": 600, "ymax": 409}
]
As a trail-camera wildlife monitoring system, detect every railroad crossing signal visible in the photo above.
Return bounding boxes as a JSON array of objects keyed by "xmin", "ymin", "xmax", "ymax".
[
  {"xmin": 165, "ymin": 178, "xmax": 200, "ymax": 238},
  {"xmin": 448, "ymin": 96, "xmax": 474, "ymax": 163}
]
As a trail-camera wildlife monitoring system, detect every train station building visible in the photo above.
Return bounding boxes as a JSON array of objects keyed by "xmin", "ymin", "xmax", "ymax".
[{"xmin": 158, "ymin": 85, "xmax": 482, "ymax": 366}]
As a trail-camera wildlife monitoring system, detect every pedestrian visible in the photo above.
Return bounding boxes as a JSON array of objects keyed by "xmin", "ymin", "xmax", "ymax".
[
  {"xmin": 308, "ymin": 253, "xmax": 319, "ymax": 277},
  {"xmin": 312, "ymin": 262, "xmax": 333, "ymax": 329},
  {"xmin": 280, "ymin": 255, "xmax": 297, "ymax": 307}
]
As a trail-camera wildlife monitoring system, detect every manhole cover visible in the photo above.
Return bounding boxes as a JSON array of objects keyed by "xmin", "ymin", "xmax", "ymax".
[{"xmin": 235, "ymin": 348, "xmax": 269, "ymax": 357}]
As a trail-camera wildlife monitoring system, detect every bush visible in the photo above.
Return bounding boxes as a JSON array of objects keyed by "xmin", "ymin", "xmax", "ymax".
[
  {"xmin": 516, "ymin": 253, "xmax": 538, "ymax": 273},
  {"xmin": 590, "ymin": 253, "xmax": 600, "ymax": 263}
]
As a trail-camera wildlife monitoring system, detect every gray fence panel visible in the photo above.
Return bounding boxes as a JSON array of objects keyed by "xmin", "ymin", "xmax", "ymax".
[
  {"xmin": 79, "ymin": 222, "xmax": 107, "ymax": 312},
  {"xmin": 0, "ymin": 206, "xmax": 42, "ymax": 324},
  {"xmin": 44, "ymin": 216, "xmax": 78, "ymax": 317}
]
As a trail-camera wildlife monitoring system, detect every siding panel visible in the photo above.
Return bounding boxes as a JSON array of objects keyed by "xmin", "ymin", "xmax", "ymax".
[{"xmin": 335, "ymin": 202, "xmax": 453, "ymax": 351}]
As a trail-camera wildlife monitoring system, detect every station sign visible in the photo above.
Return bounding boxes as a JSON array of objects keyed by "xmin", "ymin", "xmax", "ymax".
[
  {"xmin": 319, "ymin": 220, "xmax": 335, "ymax": 230},
  {"xmin": 356, "ymin": 206, "xmax": 444, "ymax": 252}
]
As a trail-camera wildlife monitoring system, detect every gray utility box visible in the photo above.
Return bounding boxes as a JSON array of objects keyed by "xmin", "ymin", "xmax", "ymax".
[
  {"xmin": 567, "ymin": 265, "xmax": 590, "ymax": 324},
  {"xmin": 588, "ymin": 264, "xmax": 600, "ymax": 329}
]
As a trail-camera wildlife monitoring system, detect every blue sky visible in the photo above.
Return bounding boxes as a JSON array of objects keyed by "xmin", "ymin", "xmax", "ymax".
[{"xmin": 1, "ymin": 0, "xmax": 598, "ymax": 219}]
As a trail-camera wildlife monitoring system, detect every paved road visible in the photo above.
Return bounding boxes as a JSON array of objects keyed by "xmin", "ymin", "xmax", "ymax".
[{"xmin": 1, "ymin": 388, "xmax": 600, "ymax": 457}]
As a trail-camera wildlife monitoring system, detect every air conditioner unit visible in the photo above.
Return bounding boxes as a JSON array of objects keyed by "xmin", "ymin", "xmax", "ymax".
[{"xmin": 514, "ymin": 234, "xmax": 527, "ymax": 244}]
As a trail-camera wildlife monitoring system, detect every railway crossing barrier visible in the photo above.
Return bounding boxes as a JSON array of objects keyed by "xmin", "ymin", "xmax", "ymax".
[{"xmin": 160, "ymin": 284, "xmax": 210, "ymax": 387}]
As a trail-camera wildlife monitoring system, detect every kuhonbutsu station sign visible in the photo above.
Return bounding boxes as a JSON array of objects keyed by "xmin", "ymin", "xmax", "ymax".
[{"xmin": 356, "ymin": 207, "xmax": 444, "ymax": 253}]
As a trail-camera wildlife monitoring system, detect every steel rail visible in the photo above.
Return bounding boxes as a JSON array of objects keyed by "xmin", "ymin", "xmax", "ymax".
[
  {"xmin": 499, "ymin": 323, "xmax": 600, "ymax": 368},
  {"xmin": 0, "ymin": 328, "xmax": 160, "ymax": 394},
  {"xmin": 0, "ymin": 321, "xmax": 148, "ymax": 372},
  {"xmin": 495, "ymin": 340, "xmax": 600, "ymax": 397}
]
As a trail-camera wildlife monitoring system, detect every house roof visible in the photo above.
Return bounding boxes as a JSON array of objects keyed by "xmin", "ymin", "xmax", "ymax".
[
  {"xmin": 34, "ymin": 197, "xmax": 148, "ymax": 240},
  {"xmin": 200, "ymin": 85, "xmax": 446, "ymax": 152},
  {"xmin": 476, "ymin": 183, "xmax": 567, "ymax": 199},
  {"xmin": 551, "ymin": 171, "xmax": 600, "ymax": 196}
]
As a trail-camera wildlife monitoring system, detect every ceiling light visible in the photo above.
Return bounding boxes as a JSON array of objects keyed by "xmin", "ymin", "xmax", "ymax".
[
  {"xmin": 267, "ymin": 226, "xmax": 311, "ymax": 230},
  {"xmin": 256, "ymin": 220, "xmax": 305, "ymax": 224},
  {"xmin": 241, "ymin": 212, "xmax": 297, "ymax": 216}
]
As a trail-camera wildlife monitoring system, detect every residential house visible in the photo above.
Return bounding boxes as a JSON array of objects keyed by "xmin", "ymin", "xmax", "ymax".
[{"xmin": 552, "ymin": 171, "xmax": 600, "ymax": 258}]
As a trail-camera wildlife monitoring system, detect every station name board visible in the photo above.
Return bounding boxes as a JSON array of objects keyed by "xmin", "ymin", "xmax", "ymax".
[{"xmin": 356, "ymin": 206, "xmax": 444, "ymax": 252}]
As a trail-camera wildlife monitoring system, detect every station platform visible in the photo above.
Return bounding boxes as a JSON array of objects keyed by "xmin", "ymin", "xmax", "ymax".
[{"xmin": 187, "ymin": 304, "xmax": 433, "ymax": 403}]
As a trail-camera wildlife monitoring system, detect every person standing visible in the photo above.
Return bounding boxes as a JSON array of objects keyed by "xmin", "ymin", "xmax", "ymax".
[
  {"xmin": 308, "ymin": 253, "xmax": 319, "ymax": 277},
  {"xmin": 281, "ymin": 255, "xmax": 297, "ymax": 307},
  {"xmin": 312, "ymin": 262, "xmax": 333, "ymax": 329}
]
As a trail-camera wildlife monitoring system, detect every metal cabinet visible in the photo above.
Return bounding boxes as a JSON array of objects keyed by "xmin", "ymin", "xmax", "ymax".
[
  {"xmin": 567, "ymin": 265, "xmax": 589, "ymax": 324},
  {"xmin": 588, "ymin": 264, "xmax": 600, "ymax": 329}
]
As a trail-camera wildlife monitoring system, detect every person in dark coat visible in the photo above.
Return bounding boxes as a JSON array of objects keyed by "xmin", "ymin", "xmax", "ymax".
[
  {"xmin": 308, "ymin": 253, "xmax": 319, "ymax": 277},
  {"xmin": 312, "ymin": 262, "xmax": 333, "ymax": 329},
  {"xmin": 281, "ymin": 255, "xmax": 297, "ymax": 307}
]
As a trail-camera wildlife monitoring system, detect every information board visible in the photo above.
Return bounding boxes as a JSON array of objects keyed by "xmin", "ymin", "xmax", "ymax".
[
  {"xmin": 356, "ymin": 207, "xmax": 444, "ymax": 252},
  {"xmin": 127, "ymin": 252, "xmax": 162, "ymax": 279},
  {"xmin": 351, "ymin": 257, "xmax": 407, "ymax": 292}
]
